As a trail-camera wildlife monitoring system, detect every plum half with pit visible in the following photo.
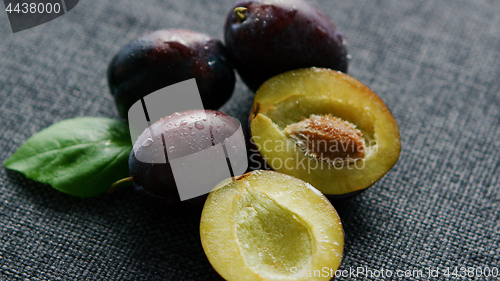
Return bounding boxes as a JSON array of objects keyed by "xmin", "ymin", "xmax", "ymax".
[
  {"xmin": 128, "ymin": 109, "xmax": 247, "ymax": 205},
  {"xmin": 249, "ymin": 68, "xmax": 401, "ymax": 198},
  {"xmin": 200, "ymin": 170, "xmax": 344, "ymax": 281},
  {"xmin": 224, "ymin": 0, "xmax": 348, "ymax": 92},
  {"xmin": 107, "ymin": 29, "xmax": 235, "ymax": 118}
]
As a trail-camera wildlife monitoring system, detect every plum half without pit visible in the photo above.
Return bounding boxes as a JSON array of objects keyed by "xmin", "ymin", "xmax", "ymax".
[
  {"xmin": 249, "ymin": 68, "xmax": 401, "ymax": 198},
  {"xmin": 107, "ymin": 29, "xmax": 235, "ymax": 118},
  {"xmin": 200, "ymin": 170, "xmax": 344, "ymax": 281}
]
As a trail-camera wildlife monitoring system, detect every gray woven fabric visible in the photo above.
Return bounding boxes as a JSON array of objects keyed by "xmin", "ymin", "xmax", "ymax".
[{"xmin": 1, "ymin": 0, "xmax": 499, "ymax": 280}]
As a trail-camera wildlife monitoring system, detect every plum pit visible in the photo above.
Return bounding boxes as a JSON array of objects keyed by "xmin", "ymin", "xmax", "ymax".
[{"xmin": 284, "ymin": 114, "xmax": 366, "ymax": 166}]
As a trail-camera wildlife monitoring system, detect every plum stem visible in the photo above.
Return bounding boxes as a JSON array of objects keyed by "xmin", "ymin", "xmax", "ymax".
[
  {"xmin": 109, "ymin": 176, "xmax": 134, "ymax": 193},
  {"xmin": 234, "ymin": 7, "xmax": 248, "ymax": 22}
]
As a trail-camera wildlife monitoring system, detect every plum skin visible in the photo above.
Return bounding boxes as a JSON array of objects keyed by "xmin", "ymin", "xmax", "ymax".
[
  {"xmin": 129, "ymin": 149, "xmax": 179, "ymax": 202},
  {"xmin": 108, "ymin": 29, "xmax": 236, "ymax": 118},
  {"xmin": 128, "ymin": 110, "xmax": 242, "ymax": 205},
  {"xmin": 224, "ymin": 0, "xmax": 348, "ymax": 92}
]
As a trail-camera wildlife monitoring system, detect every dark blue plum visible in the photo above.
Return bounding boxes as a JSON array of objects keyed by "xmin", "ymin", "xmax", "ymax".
[
  {"xmin": 128, "ymin": 110, "xmax": 242, "ymax": 205},
  {"xmin": 108, "ymin": 29, "xmax": 235, "ymax": 118},
  {"xmin": 224, "ymin": 0, "xmax": 348, "ymax": 92}
]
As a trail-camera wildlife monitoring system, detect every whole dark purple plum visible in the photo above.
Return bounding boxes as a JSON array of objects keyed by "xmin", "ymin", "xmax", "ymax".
[
  {"xmin": 224, "ymin": 0, "xmax": 348, "ymax": 92},
  {"xmin": 129, "ymin": 109, "xmax": 245, "ymax": 205},
  {"xmin": 107, "ymin": 29, "xmax": 235, "ymax": 118}
]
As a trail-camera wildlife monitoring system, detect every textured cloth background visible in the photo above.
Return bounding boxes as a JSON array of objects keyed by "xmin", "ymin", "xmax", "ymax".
[{"xmin": 0, "ymin": 0, "xmax": 499, "ymax": 280}]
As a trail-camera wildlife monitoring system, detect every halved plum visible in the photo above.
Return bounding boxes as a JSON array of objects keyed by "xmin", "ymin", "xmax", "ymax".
[
  {"xmin": 249, "ymin": 68, "xmax": 401, "ymax": 197},
  {"xmin": 200, "ymin": 170, "xmax": 344, "ymax": 281}
]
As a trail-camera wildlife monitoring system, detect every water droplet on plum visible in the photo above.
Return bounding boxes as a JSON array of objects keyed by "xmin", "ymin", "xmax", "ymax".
[
  {"xmin": 195, "ymin": 121, "xmax": 205, "ymax": 130},
  {"xmin": 142, "ymin": 138, "xmax": 154, "ymax": 147}
]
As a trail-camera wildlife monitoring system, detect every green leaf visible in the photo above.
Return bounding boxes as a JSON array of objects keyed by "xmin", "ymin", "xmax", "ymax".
[{"xmin": 4, "ymin": 117, "xmax": 132, "ymax": 198}]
